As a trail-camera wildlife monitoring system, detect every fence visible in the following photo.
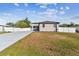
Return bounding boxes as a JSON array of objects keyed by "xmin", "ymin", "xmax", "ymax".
[
  {"xmin": 0, "ymin": 26, "xmax": 31, "ymax": 32},
  {"xmin": 0, "ymin": 26, "xmax": 77, "ymax": 33},
  {"xmin": 58, "ymin": 27, "xmax": 76, "ymax": 33}
]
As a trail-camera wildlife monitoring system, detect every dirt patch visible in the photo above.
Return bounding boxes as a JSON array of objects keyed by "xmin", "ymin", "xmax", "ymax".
[
  {"xmin": 47, "ymin": 34, "xmax": 67, "ymax": 40},
  {"xmin": 20, "ymin": 32, "xmax": 67, "ymax": 55}
]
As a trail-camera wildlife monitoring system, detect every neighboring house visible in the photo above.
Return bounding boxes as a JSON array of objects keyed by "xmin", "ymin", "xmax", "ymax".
[
  {"xmin": 31, "ymin": 21, "xmax": 59, "ymax": 32},
  {"xmin": 0, "ymin": 25, "xmax": 5, "ymax": 32},
  {"xmin": 0, "ymin": 25, "xmax": 10, "ymax": 32}
]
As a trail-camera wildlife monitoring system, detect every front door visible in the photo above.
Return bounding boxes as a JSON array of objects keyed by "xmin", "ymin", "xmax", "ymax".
[{"xmin": 33, "ymin": 26, "xmax": 39, "ymax": 31}]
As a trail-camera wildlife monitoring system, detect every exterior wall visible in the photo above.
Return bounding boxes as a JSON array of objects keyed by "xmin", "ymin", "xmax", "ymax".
[
  {"xmin": 58, "ymin": 27, "xmax": 76, "ymax": 33},
  {"xmin": 39, "ymin": 24, "xmax": 57, "ymax": 32},
  {"xmin": 31, "ymin": 24, "xmax": 76, "ymax": 33}
]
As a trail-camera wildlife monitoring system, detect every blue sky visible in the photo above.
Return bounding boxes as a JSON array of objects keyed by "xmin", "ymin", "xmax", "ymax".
[{"xmin": 0, "ymin": 3, "xmax": 79, "ymax": 25}]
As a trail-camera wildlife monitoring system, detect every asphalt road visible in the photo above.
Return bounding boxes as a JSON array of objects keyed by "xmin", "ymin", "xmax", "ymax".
[{"xmin": 0, "ymin": 31, "xmax": 32, "ymax": 52}]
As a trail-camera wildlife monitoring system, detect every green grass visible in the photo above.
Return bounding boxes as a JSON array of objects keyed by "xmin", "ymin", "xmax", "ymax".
[{"xmin": 0, "ymin": 32, "xmax": 79, "ymax": 56}]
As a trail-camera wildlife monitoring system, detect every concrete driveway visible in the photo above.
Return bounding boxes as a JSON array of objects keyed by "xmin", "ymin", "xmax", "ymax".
[{"xmin": 0, "ymin": 31, "xmax": 32, "ymax": 52}]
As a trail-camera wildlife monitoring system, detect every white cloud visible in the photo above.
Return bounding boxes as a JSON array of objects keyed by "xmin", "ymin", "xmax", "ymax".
[
  {"xmin": 65, "ymin": 6, "xmax": 70, "ymax": 10},
  {"xmin": 60, "ymin": 7, "xmax": 64, "ymax": 10},
  {"xmin": 71, "ymin": 16, "xmax": 79, "ymax": 19},
  {"xmin": 35, "ymin": 3, "xmax": 46, "ymax": 5},
  {"xmin": 0, "ymin": 18, "xmax": 6, "ymax": 22},
  {"xmin": 0, "ymin": 18, "xmax": 6, "ymax": 25},
  {"xmin": 40, "ymin": 5, "xmax": 47, "ymax": 8},
  {"xmin": 14, "ymin": 3, "xmax": 19, "ymax": 7},
  {"xmin": 0, "ymin": 18, "xmax": 3, "ymax": 21},
  {"xmin": 53, "ymin": 3, "xmax": 57, "ymax": 6},
  {"xmin": 59, "ymin": 10, "xmax": 65, "ymax": 15},
  {"xmin": 36, "ymin": 3, "xmax": 48, "ymax": 8},
  {"xmin": 32, "ymin": 10, "xmax": 36, "ymax": 14},
  {"xmin": 46, "ymin": 9, "xmax": 57, "ymax": 16},
  {"xmin": 25, "ymin": 10, "xmax": 37, "ymax": 16},
  {"xmin": 38, "ymin": 8, "xmax": 58, "ymax": 18},
  {"xmin": 60, "ymin": 6, "xmax": 70, "ymax": 11},
  {"xmin": 26, "ymin": 10, "xmax": 36, "ymax": 14},
  {"xmin": 59, "ymin": 6, "xmax": 70, "ymax": 15},
  {"xmin": 59, "ymin": 6, "xmax": 66, "ymax": 15},
  {"xmin": 24, "ymin": 3, "xmax": 28, "ymax": 7},
  {"xmin": 2, "ymin": 12, "xmax": 12, "ymax": 16},
  {"xmin": 25, "ymin": 10, "xmax": 30, "ymax": 14},
  {"xmin": 15, "ymin": 9, "xmax": 24, "ymax": 12}
]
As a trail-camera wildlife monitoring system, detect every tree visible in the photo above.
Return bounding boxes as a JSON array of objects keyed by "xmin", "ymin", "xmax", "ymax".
[
  {"xmin": 24, "ymin": 18, "xmax": 30, "ymax": 27},
  {"xmin": 59, "ymin": 22, "xmax": 76, "ymax": 27},
  {"xmin": 6, "ymin": 22, "xmax": 15, "ymax": 27},
  {"xmin": 75, "ymin": 24, "xmax": 79, "ymax": 27},
  {"xmin": 69, "ymin": 22, "xmax": 75, "ymax": 27},
  {"xmin": 15, "ymin": 18, "xmax": 31, "ymax": 28},
  {"xmin": 59, "ymin": 24, "xmax": 69, "ymax": 27}
]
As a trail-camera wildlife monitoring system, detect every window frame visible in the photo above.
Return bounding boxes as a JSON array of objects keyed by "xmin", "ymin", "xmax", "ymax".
[{"xmin": 43, "ymin": 24, "xmax": 45, "ymax": 27}]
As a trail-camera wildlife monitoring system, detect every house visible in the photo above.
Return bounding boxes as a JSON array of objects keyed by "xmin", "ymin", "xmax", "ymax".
[
  {"xmin": 31, "ymin": 21, "xmax": 59, "ymax": 32},
  {"xmin": 0, "ymin": 25, "xmax": 5, "ymax": 32}
]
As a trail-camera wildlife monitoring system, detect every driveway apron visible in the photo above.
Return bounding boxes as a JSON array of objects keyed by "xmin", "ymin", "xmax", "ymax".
[{"xmin": 0, "ymin": 31, "xmax": 32, "ymax": 52}]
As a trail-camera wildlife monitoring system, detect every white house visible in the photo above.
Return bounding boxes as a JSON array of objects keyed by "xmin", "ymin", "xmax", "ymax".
[
  {"xmin": 0, "ymin": 21, "xmax": 77, "ymax": 33},
  {"xmin": 0, "ymin": 25, "xmax": 6, "ymax": 32},
  {"xmin": 31, "ymin": 21, "xmax": 59, "ymax": 32}
]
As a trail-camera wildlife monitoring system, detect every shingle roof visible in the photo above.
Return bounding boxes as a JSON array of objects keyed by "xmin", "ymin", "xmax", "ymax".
[{"xmin": 32, "ymin": 21, "xmax": 59, "ymax": 24}]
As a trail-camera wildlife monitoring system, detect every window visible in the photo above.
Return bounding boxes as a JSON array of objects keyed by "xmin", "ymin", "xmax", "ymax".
[
  {"xmin": 33, "ymin": 26, "xmax": 36, "ymax": 28},
  {"xmin": 43, "ymin": 24, "xmax": 45, "ymax": 27}
]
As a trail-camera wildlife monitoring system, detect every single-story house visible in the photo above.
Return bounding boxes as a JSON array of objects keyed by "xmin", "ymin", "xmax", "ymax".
[
  {"xmin": 0, "ymin": 25, "xmax": 5, "ymax": 32},
  {"xmin": 0, "ymin": 25, "xmax": 10, "ymax": 32},
  {"xmin": 31, "ymin": 21, "xmax": 59, "ymax": 32}
]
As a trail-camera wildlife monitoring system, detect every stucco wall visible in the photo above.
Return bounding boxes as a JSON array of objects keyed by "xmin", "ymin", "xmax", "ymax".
[{"xmin": 39, "ymin": 24, "xmax": 57, "ymax": 31}]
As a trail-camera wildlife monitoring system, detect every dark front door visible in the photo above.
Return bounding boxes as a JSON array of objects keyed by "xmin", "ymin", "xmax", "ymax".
[
  {"xmin": 54, "ymin": 24, "xmax": 58, "ymax": 32},
  {"xmin": 33, "ymin": 26, "xmax": 39, "ymax": 31}
]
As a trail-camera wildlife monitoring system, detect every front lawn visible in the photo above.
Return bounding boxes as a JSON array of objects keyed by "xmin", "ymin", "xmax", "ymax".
[{"xmin": 0, "ymin": 32, "xmax": 79, "ymax": 56}]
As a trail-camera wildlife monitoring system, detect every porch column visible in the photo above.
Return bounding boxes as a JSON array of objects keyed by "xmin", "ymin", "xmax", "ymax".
[{"xmin": 31, "ymin": 26, "xmax": 33, "ymax": 31}]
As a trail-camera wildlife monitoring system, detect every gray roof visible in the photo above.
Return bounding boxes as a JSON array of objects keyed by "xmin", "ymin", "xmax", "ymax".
[{"xmin": 32, "ymin": 21, "xmax": 59, "ymax": 24}]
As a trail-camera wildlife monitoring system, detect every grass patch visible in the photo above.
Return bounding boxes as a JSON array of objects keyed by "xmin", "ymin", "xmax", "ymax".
[
  {"xmin": 0, "ymin": 32, "xmax": 79, "ymax": 56},
  {"xmin": 0, "ymin": 32, "xmax": 9, "ymax": 34}
]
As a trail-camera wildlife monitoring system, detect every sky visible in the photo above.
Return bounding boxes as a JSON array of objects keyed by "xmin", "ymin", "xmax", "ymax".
[{"xmin": 0, "ymin": 3, "xmax": 79, "ymax": 25}]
